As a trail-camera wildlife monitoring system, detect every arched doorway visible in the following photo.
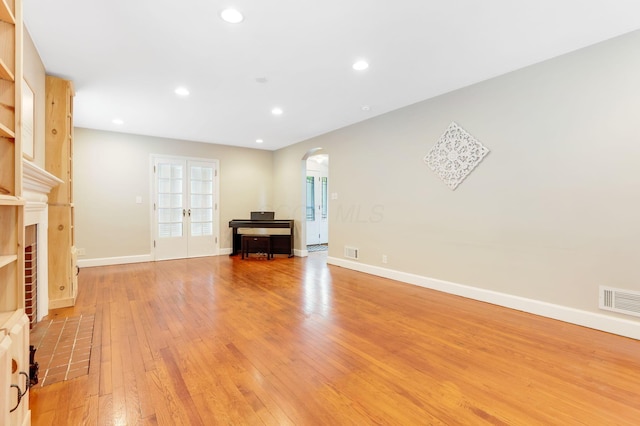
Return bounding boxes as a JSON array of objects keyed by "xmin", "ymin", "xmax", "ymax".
[{"xmin": 302, "ymin": 149, "xmax": 329, "ymax": 253}]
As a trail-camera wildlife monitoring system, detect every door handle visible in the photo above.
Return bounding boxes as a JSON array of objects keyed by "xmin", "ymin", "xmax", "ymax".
[
  {"xmin": 10, "ymin": 371, "xmax": 30, "ymax": 413},
  {"xmin": 188, "ymin": 209, "xmax": 191, "ymax": 217},
  {"xmin": 183, "ymin": 209, "xmax": 186, "ymax": 217}
]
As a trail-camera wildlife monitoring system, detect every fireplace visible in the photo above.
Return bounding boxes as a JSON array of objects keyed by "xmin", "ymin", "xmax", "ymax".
[
  {"xmin": 25, "ymin": 225, "xmax": 37, "ymax": 327},
  {"xmin": 23, "ymin": 160, "xmax": 63, "ymax": 324}
]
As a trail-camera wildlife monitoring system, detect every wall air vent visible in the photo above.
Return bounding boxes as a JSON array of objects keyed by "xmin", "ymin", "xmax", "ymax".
[
  {"xmin": 599, "ymin": 286, "xmax": 640, "ymax": 318},
  {"xmin": 344, "ymin": 246, "xmax": 359, "ymax": 260}
]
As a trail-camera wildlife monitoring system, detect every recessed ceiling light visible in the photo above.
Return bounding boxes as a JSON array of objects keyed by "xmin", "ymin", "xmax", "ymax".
[
  {"xmin": 271, "ymin": 107, "xmax": 283, "ymax": 116},
  {"xmin": 256, "ymin": 139, "xmax": 264, "ymax": 144},
  {"xmin": 352, "ymin": 60, "xmax": 369, "ymax": 71},
  {"xmin": 220, "ymin": 8, "xmax": 244, "ymax": 23},
  {"xmin": 112, "ymin": 118, "xmax": 124, "ymax": 125},
  {"xmin": 361, "ymin": 105, "xmax": 371, "ymax": 112},
  {"xmin": 175, "ymin": 86, "xmax": 190, "ymax": 96}
]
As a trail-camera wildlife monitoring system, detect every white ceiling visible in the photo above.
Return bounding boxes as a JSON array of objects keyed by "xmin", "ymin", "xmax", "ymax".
[{"xmin": 24, "ymin": 0, "xmax": 640, "ymax": 151}]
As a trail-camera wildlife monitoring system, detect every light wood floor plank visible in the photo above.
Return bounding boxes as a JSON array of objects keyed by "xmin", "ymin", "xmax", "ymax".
[
  {"xmin": 30, "ymin": 253, "xmax": 640, "ymax": 425},
  {"xmin": 97, "ymin": 393, "xmax": 113, "ymax": 426}
]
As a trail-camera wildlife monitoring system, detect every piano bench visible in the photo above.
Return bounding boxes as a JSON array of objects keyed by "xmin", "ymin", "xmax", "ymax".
[{"xmin": 241, "ymin": 235, "xmax": 272, "ymax": 259}]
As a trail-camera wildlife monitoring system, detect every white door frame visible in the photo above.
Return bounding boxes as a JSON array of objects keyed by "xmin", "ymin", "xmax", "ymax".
[
  {"xmin": 305, "ymin": 154, "xmax": 328, "ymax": 246},
  {"xmin": 150, "ymin": 154, "xmax": 220, "ymax": 260}
]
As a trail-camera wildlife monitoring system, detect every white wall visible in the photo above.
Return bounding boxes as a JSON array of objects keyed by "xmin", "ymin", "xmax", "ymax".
[
  {"xmin": 273, "ymin": 30, "xmax": 640, "ymax": 330},
  {"xmin": 70, "ymin": 30, "xmax": 640, "ymax": 336},
  {"xmin": 74, "ymin": 128, "xmax": 274, "ymax": 261}
]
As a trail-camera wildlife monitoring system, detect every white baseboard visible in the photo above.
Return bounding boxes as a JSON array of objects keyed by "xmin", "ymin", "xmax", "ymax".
[
  {"xmin": 295, "ymin": 248, "xmax": 308, "ymax": 257},
  {"xmin": 327, "ymin": 256, "xmax": 640, "ymax": 340},
  {"xmin": 78, "ymin": 254, "xmax": 153, "ymax": 268},
  {"xmin": 78, "ymin": 250, "xmax": 241, "ymax": 267}
]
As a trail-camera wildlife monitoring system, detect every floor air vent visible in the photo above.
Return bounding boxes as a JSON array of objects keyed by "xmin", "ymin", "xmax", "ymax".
[
  {"xmin": 344, "ymin": 246, "xmax": 359, "ymax": 260},
  {"xmin": 599, "ymin": 286, "xmax": 640, "ymax": 318}
]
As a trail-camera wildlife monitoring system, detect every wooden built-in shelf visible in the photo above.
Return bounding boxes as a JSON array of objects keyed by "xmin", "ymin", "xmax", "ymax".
[
  {"xmin": 0, "ymin": 0, "xmax": 29, "ymax": 423},
  {"xmin": 0, "ymin": 0, "xmax": 15, "ymax": 24},
  {"xmin": 0, "ymin": 121, "xmax": 14, "ymax": 138},
  {"xmin": 0, "ymin": 254, "xmax": 16, "ymax": 269},
  {"xmin": 0, "ymin": 195, "xmax": 23, "ymax": 205},
  {"xmin": 0, "ymin": 102, "xmax": 14, "ymax": 111},
  {"xmin": 0, "ymin": 58, "xmax": 14, "ymax": 82},
  {"xmin": 0, "ymin": 312, "xmax": 12, "ymax": 331},
  {"xmin": 0, "ymin": 310, "xmax": 21, "ymax": 333}
]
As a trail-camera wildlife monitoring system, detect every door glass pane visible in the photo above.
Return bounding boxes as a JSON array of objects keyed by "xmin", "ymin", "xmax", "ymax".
[
  {"xmin": 191, "ymin": 180, "xmax": 202, "ymax": 194},
  {"xmin": 190, "ymin": 166, "xmax": 202, "ymax": 180},
  {"xmin": 191, "ymin": 208, "xmax": 212, "ymax": 222},
  {"xmin": 202, "ymin": 167, "xmax": 213, "ymax": 180},
  {"xmin": 306, "ymin": 176, "xmax": 315, "ymax": 221},
  {"xmin": 171, "ymin": 179, "xmax": 183, "ymax": 193},
  {"xmin": 157, "ymin": 162, "xmax": 183, "ymax": 238},
  {"xmin": 157, "ymin": 194, "xmax": 171, "ymax": 208},
  {"xmin": 171, "ymin": 194, "xmax": 183, "ymax": 207},
  {"xmin": 189, "ymin": 165, "xmax": 214, "ymax": 237},
  {"xmin": 191, "ymin": 221, "xmax": 213, "ymax": 236},
  {"xmin": 191, "ymin": 180, "xmax": 212, "ymax": 194},
  {"xmin": 158, "ymin": 208, "xmax": 183, "ymax": 223},
  {"xmin": 158, "ymin": 223, "xmax": 171, "ymax": 238},
  {"xmin": 158, "ymin": 164, "xmax": 172, "ymax": 179},
  {"xmin": 158, "ymin": 222, "xmax": 183, "ymax": 238},
  {"xmin": 321, "ymin": 177, "xmax": 328, "ymax": 219},
  {"xmin": 158, "ymin": 178, "xmax": 171, "ymax": 193},
  {"xmin": 201, "ymin": 222, "xmax": 212, "ymax": 235}
]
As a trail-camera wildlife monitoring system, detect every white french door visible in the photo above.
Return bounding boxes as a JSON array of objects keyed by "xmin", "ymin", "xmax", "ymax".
[
  {"xmin": 152, "ymin": 156, "xmax": 219, "ymax": 260},
  {"xmin": 306, "ymin": 170, "xmax": 328, "ymax": 245}
]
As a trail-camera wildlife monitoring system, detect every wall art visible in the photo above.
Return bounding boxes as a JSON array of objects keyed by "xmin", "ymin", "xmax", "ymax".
[{"xmin": 424, "ymin": 121, "xmax": 489, "ymax": 190}]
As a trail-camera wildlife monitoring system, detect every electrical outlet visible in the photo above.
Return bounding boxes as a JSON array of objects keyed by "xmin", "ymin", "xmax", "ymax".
[
  {"xmin": 77, "ymin": 248, "xmax": 86, "ymax": 256},
  {"xmin": 382, "ymin": 254, "xmax": 387, "ymax": 264}
]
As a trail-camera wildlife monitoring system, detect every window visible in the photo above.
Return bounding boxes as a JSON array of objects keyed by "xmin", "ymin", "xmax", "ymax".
[
  {"xmin": 321, "ymin": 177, "xmax": 328, "ymax": 219},
  {"xmin": 306, "ymin": 176, "xmax": 315, "ymax": 221}
]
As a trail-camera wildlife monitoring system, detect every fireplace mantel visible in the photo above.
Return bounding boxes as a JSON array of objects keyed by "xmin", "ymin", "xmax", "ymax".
[
  {"xmin": 22, "ymin": 159, "xmax": 62, "ymax": 322},
  {"xmin": 23, "ymin": 159, "xmax": 63, "ymax": 203}
]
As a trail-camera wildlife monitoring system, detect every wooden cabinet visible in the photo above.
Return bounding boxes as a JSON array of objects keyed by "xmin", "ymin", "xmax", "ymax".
[
  {"xmin": 45, "ymin": 75, "xmax": 77, "ymax": 309},
  {"xmin": 0, "ymin": 315, "xmax": 30, "ymax": 426},
  {"xmin": 0, "ymin": 0, "xmax": 22, "ymax": 322},
  {"xmin": 0, "ymin": 312, "xmax": 30, "ymax": 425},
  {"xmin": 5, "ymin": 312, "xmax": 29, "ymax": 425},
  {"xmin": 0, "ymin": 335, "xmax": 12, "ymax": 423},
  {"xmin": 0, "ymin": 0, "xmax": 31, "ymax": 423}
]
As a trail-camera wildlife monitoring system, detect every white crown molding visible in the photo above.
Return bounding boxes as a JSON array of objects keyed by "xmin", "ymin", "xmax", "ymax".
[{"xmin": 22, "ymin": 159, "xmax": 62, "ymax": 197}]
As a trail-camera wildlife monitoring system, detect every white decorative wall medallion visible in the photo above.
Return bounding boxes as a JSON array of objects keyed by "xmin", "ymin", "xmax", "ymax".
[{"xmin": 424, "ymin": 121, "xmax": 489, "ymax": 190}]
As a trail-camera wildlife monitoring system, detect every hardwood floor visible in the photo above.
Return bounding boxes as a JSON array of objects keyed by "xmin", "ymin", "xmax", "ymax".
[{"xmin": 30, "ymin": 253, "xmax": 640, "ymax": 425}]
